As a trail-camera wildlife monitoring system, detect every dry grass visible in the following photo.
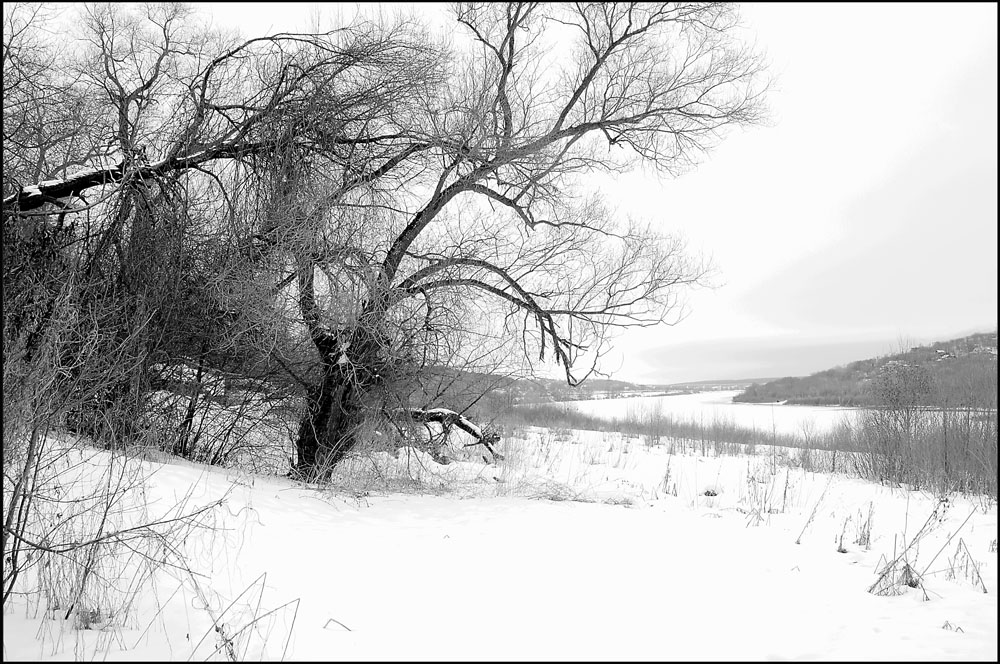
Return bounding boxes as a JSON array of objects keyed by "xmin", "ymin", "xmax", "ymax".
[{"xmin": 500, "ymin": 398, "xmax": 997, "ymax": 499}]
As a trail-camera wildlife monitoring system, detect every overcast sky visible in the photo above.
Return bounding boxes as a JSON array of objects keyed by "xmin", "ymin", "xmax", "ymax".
[{"xmin": 198, "ymin": 2, "xmax": 997, "ymax": 383}]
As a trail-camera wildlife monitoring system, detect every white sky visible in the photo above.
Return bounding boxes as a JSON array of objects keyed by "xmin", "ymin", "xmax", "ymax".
[{"xmin": 178, "ymin": 3, "xmax": 999, "ymax": 382}]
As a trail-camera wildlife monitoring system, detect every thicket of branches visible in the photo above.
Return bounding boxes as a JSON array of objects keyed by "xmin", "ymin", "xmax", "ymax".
[
  {"xmin": 3, "ymin": 1, "xmax": 767, "ymax": 492},
  {"xmin": 731, "ymin": 334, "xmax": 998, "ymax": 495},
  {"xmin": 848, "ymin": 361, "xmax": 998, "ymax": 497}
]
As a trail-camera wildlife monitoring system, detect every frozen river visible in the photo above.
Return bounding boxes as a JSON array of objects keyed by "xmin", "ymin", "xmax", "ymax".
[{"xmin": 562, "ymin": 390, "xmax": 860, "ymax": 437}]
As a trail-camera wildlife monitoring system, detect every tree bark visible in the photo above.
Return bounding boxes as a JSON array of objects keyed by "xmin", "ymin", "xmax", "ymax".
[
  {"xmin": 295, "ymin": 365, "xmax": 341, "ymax": 476},
  {"xmin": 292, "ymin": 262, "xmax": 387, "ymax": 476},
  {"xmin": 294, "ymin": 358, "xmax": 366, "ymax": 477}
]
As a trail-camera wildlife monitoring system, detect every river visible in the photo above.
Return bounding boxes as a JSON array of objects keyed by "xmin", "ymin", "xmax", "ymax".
[{"xmin": 561, "ymin": 390, "xmax": 860, "ymax": 437}]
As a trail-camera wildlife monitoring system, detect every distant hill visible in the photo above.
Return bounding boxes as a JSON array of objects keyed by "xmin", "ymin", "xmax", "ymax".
[
  {"xmin": 734, "ymin": 331, "xmax": 998, "ymax": 407},
  {"xmin": 482, "ymin": 374, "xmax": 677, "ymax": 404},
  {"xmin": 419, "ymin": 368, "xmax": 786, "ymax": 407},
  {"xmin": 393, "ymin": 366, "xmax": 676, "ymax": 410},
  {"xmin": 481, "ymin": 375, "xmax": 777, "ymax": 405},
  {"xmin": 663, "ymin": 377, "xmax": 780, "ymax": 391}
]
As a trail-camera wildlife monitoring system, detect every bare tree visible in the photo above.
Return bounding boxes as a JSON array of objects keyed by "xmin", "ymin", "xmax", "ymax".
[
  {"xmin": 4, "ymin": 3, "xmax": 767, "ymax": 480},
  {"xmin": 3, "ymin": 3, "xmax": 440, "ymax": 452},
  {"xmin": 281, "ymin": 2, "xmax": 768, "ymax": 475},
  {"xmin": 3, "ymin": 5, "xmax": 438, "ymax": 620}
]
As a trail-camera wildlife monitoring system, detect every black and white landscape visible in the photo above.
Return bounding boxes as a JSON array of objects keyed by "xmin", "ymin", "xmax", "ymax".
[{"xmin": 3, "ymin": 2, "xmax": 996, "ymax": 661}]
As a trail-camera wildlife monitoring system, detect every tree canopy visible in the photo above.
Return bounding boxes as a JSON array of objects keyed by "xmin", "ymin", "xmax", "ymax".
[{"xmin": 3, "ymin": 2, "xmax": 769, "ymax": 475}]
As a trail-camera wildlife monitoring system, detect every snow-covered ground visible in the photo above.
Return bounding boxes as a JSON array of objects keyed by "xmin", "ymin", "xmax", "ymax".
[
  {"xmin": 562, "ymin": 389, "xmax": 861, "ymax": 436},
  {"xmin": 3, "ymin": 426, "xmax": 996, "ymax": 661}
]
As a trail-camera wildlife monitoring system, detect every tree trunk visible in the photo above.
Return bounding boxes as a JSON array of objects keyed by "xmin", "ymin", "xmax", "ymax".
[
  {"xmin": 294, "ymin": 362, "xmax": 365, "ymax": 477},
  {"xmin": 295, "ymin": 367, "xmax": 335, "ymax": 475},
  {"xmin": 293, "ymin": 317, "xmax": 390, "ymax": 477}
]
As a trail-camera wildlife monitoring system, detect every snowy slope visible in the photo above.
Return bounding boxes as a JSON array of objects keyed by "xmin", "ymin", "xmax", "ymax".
[{"xmin": 3, "ymin": 430, "xmax": 996, "ymax": 661}]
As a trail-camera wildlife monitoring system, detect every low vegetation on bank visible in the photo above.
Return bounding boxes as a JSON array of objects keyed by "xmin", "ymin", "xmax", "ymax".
[{"xmin": 505, "ymin": 397, "xmax": 997, "ymax": 499}]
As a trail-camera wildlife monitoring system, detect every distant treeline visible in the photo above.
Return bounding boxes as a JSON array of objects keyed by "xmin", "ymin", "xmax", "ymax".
[{"xmin": 734, "ymin": 332, "xmax": 998, "ymax": 408}]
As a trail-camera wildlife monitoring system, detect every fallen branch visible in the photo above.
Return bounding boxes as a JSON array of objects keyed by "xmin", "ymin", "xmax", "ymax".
[{"xmin": 393, "ymin": 407, "xmax": 504, "ymax": 463}]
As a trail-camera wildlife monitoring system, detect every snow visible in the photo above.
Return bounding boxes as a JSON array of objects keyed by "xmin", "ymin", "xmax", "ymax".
[
  {"xmin": 563, "ymin": 389, "xmax": 860, "ymax": 436},
  {"xmin": 422, "ymin": 407, "xmax": 457, "ymax": 416},
  {"xmin": 461, "ymin": 419, "xmax": 483, "ymax": 438},
  {"xmin": 3, "ymin": 408, "xmax": 996, "ymax": 661},
  {"xmin": 422, "ymin": 407, "xmax": 484, "ymax": 438},
  {"xmin": 69, "ymin": 167, "xmax": 101, "ymax": 179}
]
